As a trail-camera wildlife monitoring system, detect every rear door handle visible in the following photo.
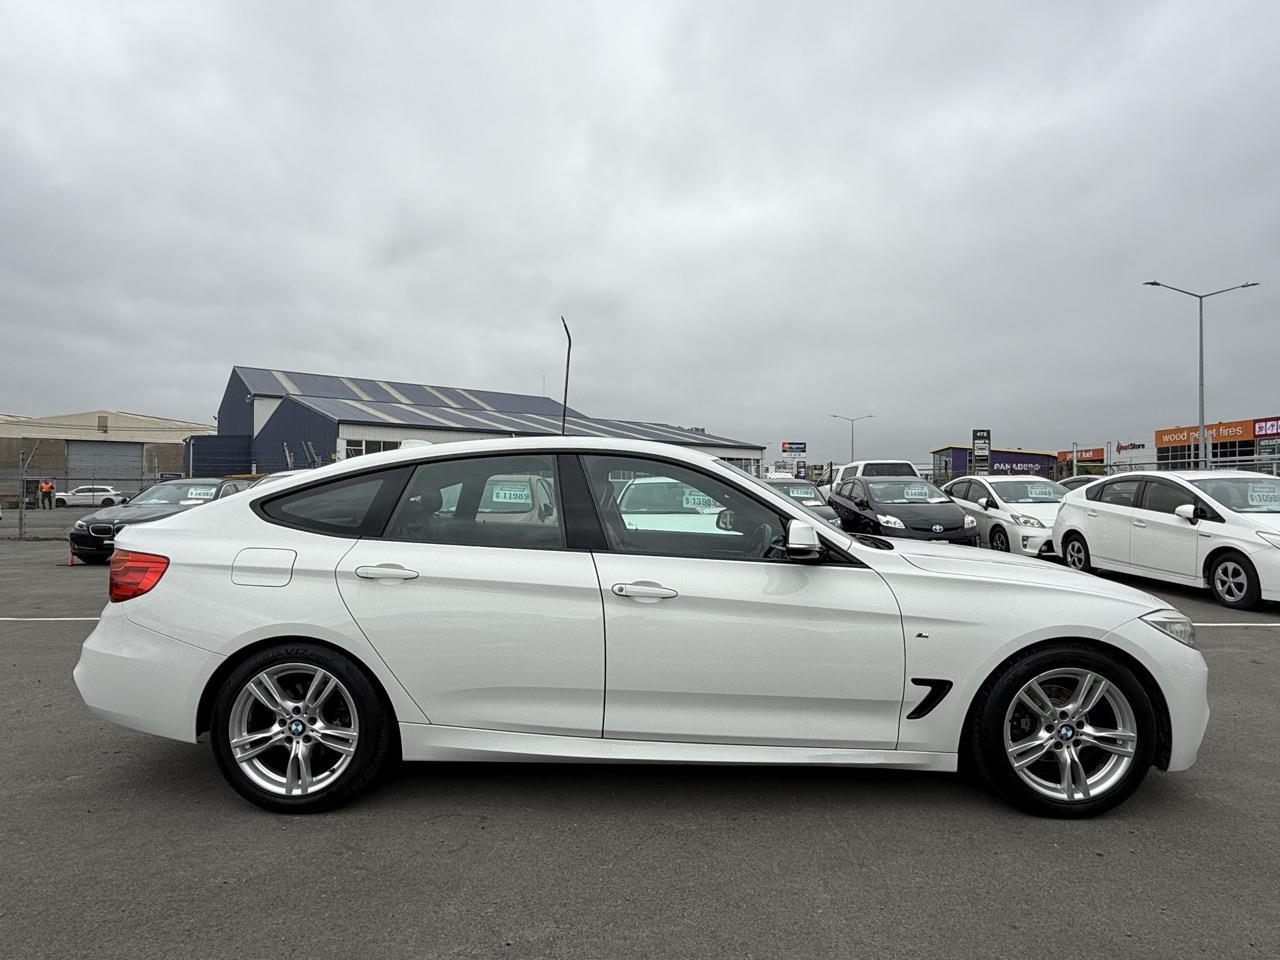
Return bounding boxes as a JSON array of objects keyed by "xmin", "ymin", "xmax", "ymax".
[
  {"xmin": 356, "ymin": 563, "xmax": 419, "ymax": 581},
  {"xmin": 612, "ymin": 582, "xmax": 678, "ymax": 600},
  {"xmin": 1085, "ymin": 510, "xmax": 1098, "ymax": 518},
  {"xmin": 1132, "ymin": 520, "xmax": 1147, "ymax": 528}
]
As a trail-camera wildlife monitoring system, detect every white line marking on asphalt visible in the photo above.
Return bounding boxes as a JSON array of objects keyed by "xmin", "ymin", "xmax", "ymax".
[
  {"xmin": 0, "ymin": 617, "xmax": 100, "ymax": 622},
  {"xmin": 1191, "ymin": 622, "xmax": 1280, "ymax": 627}
]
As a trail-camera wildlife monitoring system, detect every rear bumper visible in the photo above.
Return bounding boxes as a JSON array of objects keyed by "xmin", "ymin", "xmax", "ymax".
[{"xmin": 74, "ymin": 603, "xmax": 223, "ymax": 743}]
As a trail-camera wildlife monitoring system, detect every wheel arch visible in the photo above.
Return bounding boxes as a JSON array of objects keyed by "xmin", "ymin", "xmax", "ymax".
[
  {"xmin": 960, "ymin": 636, "xmax": 1173, "ymax": 771},
  {"xmin": 196, "ymin": 635, "xmax": 403, "ymax": 758},
  {"xmin": 1201, "ymin": 544, "xmax": 1251, "ymax": 587}
]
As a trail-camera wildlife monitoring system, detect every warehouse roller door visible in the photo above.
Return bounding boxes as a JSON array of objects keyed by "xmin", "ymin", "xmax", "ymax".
[{"xmin": 66, "ymin": 440, "xmax": 144, "ymax": 484}]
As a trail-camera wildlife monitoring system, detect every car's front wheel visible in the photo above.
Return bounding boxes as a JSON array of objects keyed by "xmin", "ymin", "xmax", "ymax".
[
  {"xmin": 968, "ymin": 644, "xmax": 1155, "ymax": 817},
  {"xmin": 989, "ymin": 526, "xmax": 1010, "ymax": 552},
  {"xmin": 210, "ymin": 642, "xmax": 394, "ymax": 813},
  {"xmin": 1208, "ymin": 552, "xmax": 1261, "ymax": 610}
]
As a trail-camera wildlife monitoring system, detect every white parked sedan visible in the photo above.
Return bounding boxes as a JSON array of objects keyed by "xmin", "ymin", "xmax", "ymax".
[
  {"xmin": 75, "ymin": 437, "xmax": 1208, "ymax": 817},
  {"xmin": 943, "ymin": 475, "xmax": 1069, "ymax": 558},
  {"xmin": 1054, "ymin": 469, "xmax": 1280, "ymax": 609}
]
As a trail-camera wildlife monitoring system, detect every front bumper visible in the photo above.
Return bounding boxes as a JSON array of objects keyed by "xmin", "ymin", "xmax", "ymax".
[
  {"xmin": 74, "ymin": 602, "xmax": 224, "ymax": 743},
  {"xmin": 69, "ymin": 529, "xmax": 115, "ymax": 558},
  {"xmin": 1010, "ymin": 527, "xmax": 1055, "ymax": 559},
  {"xmin": 1251, "ymin": 544, "xmax": 1280, "ymax": 602},
  {"xmin": 886, "ymin": 526, "xmax": 978, "ymax": 546}
]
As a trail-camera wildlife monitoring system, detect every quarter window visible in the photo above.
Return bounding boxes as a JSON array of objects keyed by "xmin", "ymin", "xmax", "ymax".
[
  {"xmin": 382, "ymin": 454, "xmax": 563, "ymax": 550},
  {"xmin": 261, "ymin": 469, "xmax": 408, "ymax": 537},
  {"xmin": 581, "ymin": 455, "xmax": 787, "ymax": 561}
]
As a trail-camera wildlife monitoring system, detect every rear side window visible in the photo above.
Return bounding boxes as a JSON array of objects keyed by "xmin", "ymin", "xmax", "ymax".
[
  {"xmin": 381, "ymin": 454, "xmax": 564, "ymax": 550},
  {"xmin": 1096, "ymin": 479, "xmax": 1141, "ymax": 507},
  {"xmin": 260, "ymin": 468, "xmax": 409, "ymax": 537}
]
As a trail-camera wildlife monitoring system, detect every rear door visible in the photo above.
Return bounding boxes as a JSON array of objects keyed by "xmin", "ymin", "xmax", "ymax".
[
  {"xmin": 1130, "ymin": 478, "xmax": 1199, "ymax": 578},
  {"xmin": 333, "ymin": 453, "xmax": 605, "ymax": 737},
  {"xmin": 1086, "ymin": 478, "xmax": 1143, "ymax": 566}
]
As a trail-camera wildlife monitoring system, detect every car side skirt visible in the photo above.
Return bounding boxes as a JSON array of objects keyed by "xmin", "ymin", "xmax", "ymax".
[{"xmin": 398, "ymin": 723, "xmax": 958, "ymax": 771}]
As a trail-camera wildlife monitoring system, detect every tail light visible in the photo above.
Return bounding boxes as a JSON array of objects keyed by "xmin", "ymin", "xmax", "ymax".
[{"xmin": 109, "ymin": 550, "xmax": 170, "ymax": 602}]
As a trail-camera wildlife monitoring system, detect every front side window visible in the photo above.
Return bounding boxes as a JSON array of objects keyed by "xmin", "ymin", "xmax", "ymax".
[
  {"xmin": 582, "ymin": 455, "xmax": 786, "ymax": 561},
  {"xmin": 1140, "ymin": 480, "xmax": 1195, "ymax": 515},
  {"xmin": 1097, "ymin": 479, "xmax": 1141, "ymax": 507},
  {"xmin": 382, "ymin": 454, "xmax": 563, "ymax": 549},
  {"xmin": 947, "ymin": 480, "xmax": 971, "ymax": 502}
]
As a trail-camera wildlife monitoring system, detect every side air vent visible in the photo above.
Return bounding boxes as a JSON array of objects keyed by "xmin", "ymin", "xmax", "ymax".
[{"xmin": 906, "ymin": 678, "xmax": 953, "ymax": 720}]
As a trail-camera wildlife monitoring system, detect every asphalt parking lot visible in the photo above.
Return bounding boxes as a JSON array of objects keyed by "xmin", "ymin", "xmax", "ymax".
[{"xmin": 2, "ymin": 539, "xmax": 1277, "ymax": 960}]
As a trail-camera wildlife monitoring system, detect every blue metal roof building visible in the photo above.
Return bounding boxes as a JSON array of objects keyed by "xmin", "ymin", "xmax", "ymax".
[{"xmin": 197, "ymin": 366, "xmax": 764, "ymax": 474}]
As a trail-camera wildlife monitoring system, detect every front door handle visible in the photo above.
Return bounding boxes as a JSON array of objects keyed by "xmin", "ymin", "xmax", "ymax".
[
  {"xmin": 1132, "ymin": 520, "xmax": 1147, "ymax": 528},
  {"xmin": 612, "ymin": 582, "xmax": 678, "ymax": 600},
  {"xmin": 1085, "ymin": 510, "xmax": 1099, "ymax": 518},
  {"xmin": 356, "ymin": 563, "xmax": 419, "ymax": 581}
]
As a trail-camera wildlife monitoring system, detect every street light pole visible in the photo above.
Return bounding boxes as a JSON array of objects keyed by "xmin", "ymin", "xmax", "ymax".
[
  {"xmin": 1143, "ymin": 281, "xmax": 1259, "ymax": 469},
  {"xmin": 830, "ymin": 413, "xmax": 875, "ymax": 463}
]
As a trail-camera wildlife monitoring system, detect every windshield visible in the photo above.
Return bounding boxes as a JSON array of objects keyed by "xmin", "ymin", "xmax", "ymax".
[
  {"xmin": 1190, "ymin": 477, "xmax": 1280, "ymax": 513},
  {"xmin": 768, "ymin": 481, "xmax": 822, "ymax": 501},
  {"xmin": 867, "ymin": 480, "xmax": 949, "ymax": 504},
  {"xmin": 990, "ymin": 479, "xmax": 1067, "ymax": 504},
  {"xmin": 130, "ymin": 482, "xmax": 219, "ymax": 505},
  {"xmin": 717, "ymin": 460, "xmax": 842, "ymax": 530},
  {"xmin": 618, "ymin": 479, "xmax": 721, "ymax": 514}
]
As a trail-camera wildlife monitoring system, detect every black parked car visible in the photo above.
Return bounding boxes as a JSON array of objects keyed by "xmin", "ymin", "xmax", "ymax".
[
  {"xmin": 828, "ymin": 476, "xmax": 978, "ymax": 545},
  {"xmin": 764, "ymin": 479, "xmax": 842, "ymax": 527},
  {"xmin": 69, "ymin": 477, "xmax": 251, "ymax": 564}
]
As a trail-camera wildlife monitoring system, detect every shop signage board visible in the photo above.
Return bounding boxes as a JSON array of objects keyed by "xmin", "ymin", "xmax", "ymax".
[{"xmin": 972, "ymin": 429, "xmax": 991, "ymax": 475}]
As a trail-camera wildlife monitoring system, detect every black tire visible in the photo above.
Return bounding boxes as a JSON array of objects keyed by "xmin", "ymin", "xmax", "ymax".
[
  {"xmin": 55, "ymin": 499, "xmax": 67, "ymax": 508},
  {"xmin": 966, "ymin": 643, "xmax": 1156, "ymax": 818},
  {"xmin": 1062, "ymin": 532, "xmax": 1091, "ymax": 572},
  {"xmin": 100, "ymin": 498, "xmax": 113, "ymax": 506},
  {"xmin": 210, "ymin": 642, "xmax": 394, "ymax": 813},
  {"xmin": 1207, "ymin": 551, "xmax": 1261, "ymax": 610},
  {"xmin": 990, "ymin": 526, "xmax": 1010, "ymax": 552}
]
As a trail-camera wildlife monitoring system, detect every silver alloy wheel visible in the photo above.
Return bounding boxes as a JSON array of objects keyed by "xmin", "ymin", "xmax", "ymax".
[
  {"xmin": 228, "ymin": 663, "xmax": 360, "ymax": 797},
  {"xmin": 1065, "ymin": 539, "xmax": 1086, "ymax": 569},
  {"xmin": 991, "ymin": 528, "xmax": 1009, "ymax": 552},
  {"xmin": 1003, "ymin": 668, "xmax": 1137, "ymax": 802},
  {"xmin": 1213, "ymin": 561, "xmax": 1249, "ymax": 603}
]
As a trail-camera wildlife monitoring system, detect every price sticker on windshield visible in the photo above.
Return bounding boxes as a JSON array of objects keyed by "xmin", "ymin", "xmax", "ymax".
[
  {"xmin": 904, "ymin": 484, "xmax": 930, "ymax": 500},
  {"xmin": 1028, "ymin": 484, "xmax": 1056, "ymax": 499},
  {"xmin": 1248, "ymin": 485, "xmax": 1280, "ymax": 507},
  {"xmin": 491, "ymin": 484, "xmax": 532, "ymax": 504},
  {"xmin": 186, "ymin": 486, "xmax": 216, "ymax": 500}
]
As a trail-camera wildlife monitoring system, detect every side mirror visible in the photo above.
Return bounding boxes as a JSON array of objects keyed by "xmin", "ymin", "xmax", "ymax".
[
  {"xmin": 785, "ymin": 520, "xmax": 822, "ymax": 561},
  {"xmin": 1174, "ymin": 503, "xmax": 1197, "ymax": 524},
  {"xmin": 977, "ymin": 497, "xmax": 991, "ymax": 510},
  {"xmin": 538, "ymin": 502, "xmax": 554, "ymax": 520},
  {"xmin": 716, "ymin": 509, "xmax": 735, "ymax": 531}
]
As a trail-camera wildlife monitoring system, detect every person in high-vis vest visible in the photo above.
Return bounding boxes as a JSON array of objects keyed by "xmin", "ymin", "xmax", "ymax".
[{"xmin": 39, "ymin": 480, "xmax": 54, "ymax": 509}]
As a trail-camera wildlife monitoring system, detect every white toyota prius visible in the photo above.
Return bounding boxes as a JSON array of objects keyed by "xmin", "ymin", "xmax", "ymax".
[{"xmin": 75, "ymin": 437, "xmax": 1208, "ymax": 817}]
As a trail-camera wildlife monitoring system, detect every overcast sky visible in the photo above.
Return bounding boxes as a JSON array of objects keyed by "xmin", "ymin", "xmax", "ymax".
[{"xmin": 1, "ymin": 1, "xmax": 1276, "ymax": 464}]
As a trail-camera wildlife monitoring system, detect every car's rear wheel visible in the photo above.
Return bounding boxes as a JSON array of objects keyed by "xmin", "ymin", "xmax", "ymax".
[
  {"xmin": 968, "ymin": 644, "xmax": 1155, "ymax": 817},
  {"xmin": 1208, "ymin": 552, "xmax": 1261, "ymax": 610},
  {"xmin": 210, "ymin": 642, "xmax": 393, "ymax": 813},
  {"xmin": 990, "ymin": 526, "xmax": 1010, "ymax": 552},
  {"xmin": 1062, "ymin": 533, "xmax": 1091, "ymax": 572},
  {"xmin": 100, "ymin": 497, "xmax": 114, "ymax": 506},
  {"xmin": 55, "ymin": 499, "xmax": 66, "ymax": 508}
]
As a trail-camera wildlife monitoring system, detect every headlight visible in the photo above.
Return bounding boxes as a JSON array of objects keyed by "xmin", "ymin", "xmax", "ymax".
[
  {"xmin": 963, "ymin": 515, "xmax": 977, "ymax": 528},
  {"xmin": 1258, "ymin": 531, "xmax": 1280, "ymax": 549},
  {"xmin": 73, "ymin": 520, "xmax": 88, "ymax": 531},
  {"xmin": 876, "ymin": 514, "xmax": 905, "ymax": 529},
  {"xmin": 1011, "ymin": 513, "xmax": 1045, "ymax": 528},
  {"xmin": 1141, "ymin": 609, "xmax": 1195, "ymax": 648}
]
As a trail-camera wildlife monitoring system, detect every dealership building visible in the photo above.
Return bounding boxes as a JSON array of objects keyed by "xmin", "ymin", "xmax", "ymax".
[
  {"xmin": 192, "ymin": 366, "xmax": 766, "ymax": 475},
  {"xmin": 1062, "ymin": 414, "xmax": 1280, "ymax": 470}
]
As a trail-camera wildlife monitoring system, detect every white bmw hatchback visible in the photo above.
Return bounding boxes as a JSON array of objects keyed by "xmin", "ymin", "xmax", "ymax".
[{"xmin": 75, "ymin": 437, "xmax": 1208, "ymax": 817}]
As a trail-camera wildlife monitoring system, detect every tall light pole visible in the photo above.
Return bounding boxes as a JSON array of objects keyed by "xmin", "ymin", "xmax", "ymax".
[
  {"xmin": 830, "ymin": 413, "xmax": 875, "ymax": 463},
  {"xmin": 1143, "ymin": 281, "xmax": 1259, "ymax": 468}
]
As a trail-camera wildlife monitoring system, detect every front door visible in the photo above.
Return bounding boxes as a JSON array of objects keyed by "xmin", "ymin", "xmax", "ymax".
[
  {"xmin": 581, "ymin": 454, "xmax": 905, "ymax": 749},
  {"xmin": 335, "ymin": 452, "xmax": 605, "ymax": 737},
  {"xmin": 1129, "ymin": 479, "xmax": 1199, "ymax": 578}
]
